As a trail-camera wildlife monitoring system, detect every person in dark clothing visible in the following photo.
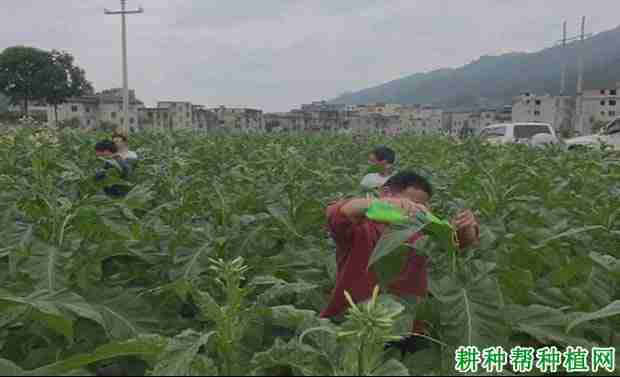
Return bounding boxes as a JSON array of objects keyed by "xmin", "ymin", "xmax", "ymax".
[{"xmin": 94, "ymin": 140, "xmax": 132, "ymax": 198}]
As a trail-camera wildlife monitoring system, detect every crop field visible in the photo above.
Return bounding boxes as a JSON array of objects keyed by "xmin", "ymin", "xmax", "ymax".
[{"xmin": 0, "ymin": 128, "xmax": 619, "ymax": 376}]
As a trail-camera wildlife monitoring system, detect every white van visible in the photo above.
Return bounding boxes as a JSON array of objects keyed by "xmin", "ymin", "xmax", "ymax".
[{"xmin": 479, "ymin": 123, "xmax": 559, "ymax": 145}]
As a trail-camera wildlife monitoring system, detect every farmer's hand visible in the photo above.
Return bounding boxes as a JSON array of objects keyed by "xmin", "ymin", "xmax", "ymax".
[{"xmin": 452, "ymin": 210, "xmax": 480, "ymax": 249}]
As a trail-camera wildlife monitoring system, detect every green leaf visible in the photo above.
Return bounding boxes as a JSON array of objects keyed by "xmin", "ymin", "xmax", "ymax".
[
  {"xmin": 550, "ymin": 256, "xmax": 592, "ymax": 286},
  {"xmin": 0, "ymin": 358, "xmax": 24, "ymax": 376},
  {"xmin": 0, "ymin": 290, "xmax": 104, "ymax": 338},
  {"xmin": 433, "ymin": 275, "xmax": 507, "ymax": 347},
  {"xmin": 368, "ymin": 224, "xmax": 421, "ymax": 269},
  {"xmin": 506, "ymin": 305, "xmax": 596, "ymax": 348},
  {"xmin": 567, "ymin": 301, "xmax": 620, "ymax": 332},
  {"xmin": 371, "ymin": 245, "xmax": 410, "ymax": 288},
  {"xmin": 251, "ymin": 276, "xmax": 318, "ymax": 305},
  {"xmin": 267, "ymin": 204, "xmax": 302, "ymax": 238},
  {"xmin": 371, "ymin": 359, "xmax": 409, "ymax": 376},
  {"xmin": 250, "ymin": 338, "xmax": 327, "ymax": 376},
  {"xmin": 99, "ymin": 305, "xmax": 139, "ymax": 340},
  {"xmin": 24, "ymin": 335, "xmax": 168, "ymax": 376},
  {"xmin": 183, "ymin": 245, "xmax": 211, "ymax": 281},
  {"xmin": 532, "ymin": 225, "xmax": 606, "ymax": 249},
  {"xmin": 152, "ymin": 330, "xmax": 216, "ymax": 376},
  {"xmin": 269, "ymin": 306, "xmax": 318, "ymax": 330},
  {"xmin": 499, "ymin": 269, "xmax": 534, "ymax": 305}
]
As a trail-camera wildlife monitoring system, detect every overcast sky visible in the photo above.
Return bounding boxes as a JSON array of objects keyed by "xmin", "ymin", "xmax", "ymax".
[{"xmin": 2, "ymin": 1, "xmax": 620, "ymax": 112}]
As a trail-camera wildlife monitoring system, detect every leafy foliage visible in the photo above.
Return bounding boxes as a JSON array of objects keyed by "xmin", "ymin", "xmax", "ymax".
[{"xmin": 0, "ymin": 128, "xmax": 618, "ymax": 375}]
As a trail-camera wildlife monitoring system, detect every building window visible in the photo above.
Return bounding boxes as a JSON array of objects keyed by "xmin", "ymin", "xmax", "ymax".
[
  {"xmin": 71, "ymin": 105, "xmax": 78, "ymax": 112},
  {"xmin": 87, "ymin": 119, "xmax": 91, "ymax": 125},
  {"xmin": 130, "ymin": 118, "xmax": 135, "ymax": 124},
  {"xmin": 602, "ymin": 111, "xmax": 607, "ymax": 116},
  {"xmin": 526, "ymin": 100, "xmax": 530, "ymax": 105},
  {"xmin": 611, "ymin": 90, "xmax": 618, "ymax": 96},
  {"xmin": 111, "ymin": 112, "xmax": 117, "ymax": 119},
  {"xmin": 534, "ymin": 111, "xmax": 541, "ymax": 116},
  {"xmin": 610, "ymin": 111, "xmax": 616, "ymax": 117},
  {"xmin": 601, "ymin": 101, "xmax": 606, "ymax": 106},
  {"xmin": 601, "ymin": 90, "xmax": 606, "ymax": 95},
  {"xmin": 86, "ymin": 107, "xmax": 90, "ymax": 113},
  {"xmin": 535, "ymin": 100, "xmax": 541, "ymax": 106},
  {"xmin": 610, "ymin": 100, "xmax": 617, "ymax": 106}
]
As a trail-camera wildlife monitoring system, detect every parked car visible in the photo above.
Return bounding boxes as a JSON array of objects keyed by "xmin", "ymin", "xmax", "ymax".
[
  {"xmin": 479, "ymin": 123, "xmax": 559, "ymax": 146},
  {"xmin": 565, "ymin": 118, "xmax": 620, "ymax": 151}
]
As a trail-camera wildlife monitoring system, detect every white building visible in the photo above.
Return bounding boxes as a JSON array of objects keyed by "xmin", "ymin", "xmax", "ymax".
[
  {"xmin": 140, "ymin": 102, "xmax": 219, "ymax": 131},
  {"xmin": 363, "ymin": 103, "xmax": 402, "ymax": 116},
  {"xmin": 399, "ymin": 106, "xmax": 444, "ymax": 134},
  {"xmin": 47, "ymin": 88, "xmax": 143, "ymax": 130},
  {"xmin": 511, "ymin": 93, "xmax": 557, "ymax": 126},
  {"xmin": 578, "ymin": 84, "xmax": 620, "ymax": 135},
  {"xmin": 447, "ymin": 111, "xmax": 477, "ymax": 136},
  {"xmin": 211, "ymin": 106, "xmax": 264, "ymax": 132}
]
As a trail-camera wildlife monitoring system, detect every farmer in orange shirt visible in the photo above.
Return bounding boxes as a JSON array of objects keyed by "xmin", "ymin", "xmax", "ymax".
[{"xmin": 321, "ymin": 171, "xmax": 480, "ymax": 353}]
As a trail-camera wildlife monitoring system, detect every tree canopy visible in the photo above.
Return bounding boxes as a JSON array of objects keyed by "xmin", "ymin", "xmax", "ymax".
[{"xmin": 0, "ymin": 46, "xmax": 93, "ymax": 116}]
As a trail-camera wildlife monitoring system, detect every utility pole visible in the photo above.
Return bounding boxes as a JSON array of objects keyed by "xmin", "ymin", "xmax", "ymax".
[
  {"xmin": 105, "ymin": 0, "xmax": 144, "ymax": 135},
  {"xmin": 576, "ymin": 16, "xmax": 587, "ymax": 135},
  {"xmin": 576, "ymin": 16, "xmax": 586, "ymax": 96},
  {"xmin": 560, "ymin": 20, "xmax": 567, "ymax": 96},
  {"xmin": 555, "ymin": 17, "xmax": 592, "ymax": 135}
]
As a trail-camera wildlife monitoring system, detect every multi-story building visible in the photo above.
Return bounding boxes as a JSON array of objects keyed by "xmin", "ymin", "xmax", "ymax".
[
  {"xmin": 211, "ymin": 106, "xmax": 264, "ymax": 132},
  {"xmin": 511, "ymin": 93, "xmax": 557, "ymax": 126},
  {"xmin": 578, "ymin": 84, "xmax": 620, "ymax": 134},
  {"xmin": 300, "ymin": 101, "xmax": 346, "ymax": 113},
  {"xmin": 448, "ymin": 111, "xmax": 477, "ymax": 136},
  {"xmin": 399, "ymin": 106, "xmax": 444, "ymax": 134},
  {"xmin": 495, "ymin": 105, "xmax": 513, "ymax": 124},
  {"xmin": 362, "ymin": 103, "xmax": 402, "ymax": 116},
  {"xmin": 139, "ymin": 102, "xmax": 219, "ymax": 131},
  {"xmin": 512, "ymin": 92, "xmax": 577, "ymax": 134},
  {"xmin": 47, "ymin": 88, "xmax": 143, "ymax": 129}
]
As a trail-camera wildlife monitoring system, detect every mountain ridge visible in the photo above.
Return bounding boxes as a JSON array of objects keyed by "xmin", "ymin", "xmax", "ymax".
[{"xmin": 330, "ymin": 24, "xmax": 620, "ymax": 108}]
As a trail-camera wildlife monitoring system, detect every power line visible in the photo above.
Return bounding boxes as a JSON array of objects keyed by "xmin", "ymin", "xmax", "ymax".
[{"xmin": 104, "ymin": 0, "xmax": 144, "ymax": 135}]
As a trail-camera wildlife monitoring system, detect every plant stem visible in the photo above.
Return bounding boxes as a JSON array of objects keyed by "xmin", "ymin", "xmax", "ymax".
[{"xmin": 358, "ymin": 337, "xmax": 366, "ymax": 376}]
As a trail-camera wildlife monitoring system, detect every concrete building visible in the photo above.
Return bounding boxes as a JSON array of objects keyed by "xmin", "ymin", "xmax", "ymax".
[
  {"xmin": 512, "ymin": 92, "xmax": 577, "ymax": 135},
  {"xmin": 300, "ymin": 101, "xmax": 346, "ymax": 113},
  {"xmin": 212, "ymin": 106, "xmax": 264, "ymax": 132},
  {"xmin": 47, "ymin": 88, "xmax": 143, "ymax": 130},
  {"xmin": 398, "ymin": 105, "xmax": 444, "ymax": 134},
  {"xmin": 511, "ymin": 93, "xmax": 557, "ymax": 126},
  {"xmin": 9, "ymin": 100, "xmax": 48, "ymax": 118},
  {"xmin": 578, "ymin": 83, "xmax": 620, "ymax": 135},
  {"xmin": 495, "ymin": 105, "xmax": 513, "ymax": 124},
  {"xmin": 363, "ymin": 103, "xmax": 402, "ymax": 116},
  {"xmin": 448, "ymin": 111, "xmax": 478, "ymax": 136},
  {"xmin": 139, "ymin": 102, "xmax": 219, "ymax": 131}
]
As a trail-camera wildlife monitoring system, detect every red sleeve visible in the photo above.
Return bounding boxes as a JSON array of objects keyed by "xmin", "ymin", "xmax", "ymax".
[{"xmin": 326, "ymin": 200, "xmax": 356, "ymax": 244}]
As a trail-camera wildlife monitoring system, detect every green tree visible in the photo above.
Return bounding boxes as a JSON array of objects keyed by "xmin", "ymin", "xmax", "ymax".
[
  {"xmin": 0, "ymin": 46, "xmax": 52, "ymax": 115},
  {"xmin": 44, "ymin": 50, "xmax": 94, "ymax": 127}
]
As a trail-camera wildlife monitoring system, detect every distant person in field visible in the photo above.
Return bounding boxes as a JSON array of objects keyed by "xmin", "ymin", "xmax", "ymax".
[
  {"xmin": 322, "ymin": 171, "xmax": 480, "ymax": 354},
  {"xmin": 94, "ymin": 140, "xmax": 132, "ymax": 198},
  {"xmin": 112, "ymin": 132, "xmax": 139, "ymax": 162},
  {"xmin": 360, "ymin": 146, "xmax": 396, "ymax": 190}
]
